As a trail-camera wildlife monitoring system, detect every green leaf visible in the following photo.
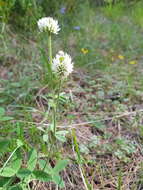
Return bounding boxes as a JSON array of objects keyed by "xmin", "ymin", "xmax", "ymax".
[
  {"xmin": 0, "ymin": 177, "xmax": 12, "ymax": 187},
  {"xmin": 0, "ymin": 167, "xmax": 16, "ymax": 177},
  {"xmin": 0, "ymin": 150, "xmax": 22, "ymax": 177},
  {"xmin": 79, "ymin": 144, "xmax": 89, "ymax": 154},
  {"xmin": 0, "ymin": 117, "xmax": 13, "ymax": 121},
  {"xmin": 38, "ymin": 159, "xmax": 52, "ymax": 174},
  {"xmin": 0, "ymin": 107, "xmax": 5, "ymax": 116},
  {"xmin": 0, "ymin": 108, "xmax": 13, "ymax": 121},
  {"xmin": 49, "ymin": 123, "xmax": 54, "ymax": 132},
  {"xmin": 55, "ymin": 135, "xmax": 66, "ymax": 142},
  {"xmin": 17, "ymin": 169, "xmax": 31, "ymax": 179},
  {"xmin": 0, "ymin": 157, "xmax": 22, "ymax": 177},
  {"xmin": 55, "ymin": 130, "xmax": 69, "ymax": 142},
  {"xmin": 8, "ymin": 184, "xmax": 23, "ymax": 190},
  {"xmin": 32, "ymin": 170, "xmax": 52, "ymax": 182},
  {"xmin": 56, "ymin": 130, "xmax": 69, "ymax": 136},
  {"xmin": 16, "ymin": 139, "xmax": 23, "ymax": 148},
  {"xmin": 89, "ymin": 135, "xmax": 100, "ymax": 148},
  {"xmin": 0, "ymin": 139, "xmax": 10, "ymax": 153},
  {"xmin": 72, "ymin": 130, "xmax": 81, "ymax": 162},
  {"xmin": 52, "ymin": 175, "xmax": 65, "ymax": 188},
  {"xmin": 43, "ymin": 134, "xmax": 49, "ymax": 142},
  {"xmin": 27, "ymin": 148, "xmax": 37, "ymax": 171},
  {"xmin": 93, "ymin": 121, "xmax": 106, "ymax": 131},
  {"xmin": 52, "ymin": 160, "xmax": 68, "ymax": 174}
]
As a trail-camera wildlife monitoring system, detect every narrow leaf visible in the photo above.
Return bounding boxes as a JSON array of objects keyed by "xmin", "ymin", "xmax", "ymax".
[
  {"xmin": 0, "ymin": 108, "xmax": 5, "ymax": 116},
  {"xmin": 0, "ymin": 117, "xmax": 13, "ymax": 121}
]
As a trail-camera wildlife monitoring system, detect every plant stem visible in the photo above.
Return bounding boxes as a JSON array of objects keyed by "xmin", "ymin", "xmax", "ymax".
[
  {"xmin": 72, "ymin": 130, "xmax": 90, "ymax": 190},
  {"xmin": 53, "ymin": 107, "xmax": 56, "ymax": 136},
  {"xmin": 1, "ymin": 22, "xmax": 5, "ymax": 33},
  {"xmin": 28, "ymin": 183, "xmax": 31, "ymax": 190},
  {"xmin": 46, "ymin": 32, "xmax": 53, "ymax": 82},
  {"xmin": 1, "ymin": 146, "xmax": 19, "ymax": 172},
  {"xmin": 79, "ymin": 165, "xmax": 89, "ymax": 190},
  {"xmin": 33, "ymin": 144, "xmax": 54, "ymax": 190},
  {"xmin": 53, "ymin": 79, "xmax": 62, "ymax": 136},
  {"xmin": 48, "ymin": 33, "xmax": 52, "ymax": 66}
]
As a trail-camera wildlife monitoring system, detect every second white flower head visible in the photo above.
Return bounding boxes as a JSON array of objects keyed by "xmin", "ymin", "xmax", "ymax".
[
  {"xmin": 37, "ymin": 17, "xmax": 60, "ymax": 34},
  {"xmin": 52, "ymin": 51, "xmax": 74, "ymax": 78}
]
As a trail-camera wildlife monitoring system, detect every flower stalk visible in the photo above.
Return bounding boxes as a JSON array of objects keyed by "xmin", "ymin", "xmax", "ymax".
[
  {"xmin": 48, "ymin": 32, "xmax": 52, "ymax": 66},
  {"xmin": 53, "ymin": 79, "xmax": 62, "ymax": 136}
]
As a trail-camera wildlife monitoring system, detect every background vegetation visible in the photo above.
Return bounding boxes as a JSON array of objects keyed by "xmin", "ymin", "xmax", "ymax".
[{"xmin": 0, "ymin": 0, "xmax": 143, "ymax": 189}]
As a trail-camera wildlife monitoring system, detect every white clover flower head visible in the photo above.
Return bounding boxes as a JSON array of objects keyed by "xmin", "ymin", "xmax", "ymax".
[
  {"xmin": 37, "ymin": 17, "xmax": 60, "ymax": 34},
  {"xmin": 52, "ymin": 51, "xmax": 74, "ymax": 78}
]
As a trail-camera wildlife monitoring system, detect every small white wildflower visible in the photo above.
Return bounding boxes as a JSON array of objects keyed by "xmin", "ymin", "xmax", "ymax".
[
  {"xmin": 52, "ymin": 51, "xmax": 74, "ymax": 78},
  {"xmin": 37, "ymin": 17, "xmax": 60, "ymax": 34}
]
